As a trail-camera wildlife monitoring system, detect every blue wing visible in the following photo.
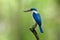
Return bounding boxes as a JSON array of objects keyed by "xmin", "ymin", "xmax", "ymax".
[
  {"xmin": 33, "ymin": 13, "xmax": 41, "ymax": 26},
  {"xmin": 33, "ymin": 13, "xmax": 43, "ymax": 33}
]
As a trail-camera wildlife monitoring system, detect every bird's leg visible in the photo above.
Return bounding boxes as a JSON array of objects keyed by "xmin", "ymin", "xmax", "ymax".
[{"xmin": 29, "ymin": 23, "xmax": 39, "ymax": 40}]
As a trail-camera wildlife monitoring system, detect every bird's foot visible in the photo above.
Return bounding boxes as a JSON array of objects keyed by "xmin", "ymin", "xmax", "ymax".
[{"xmin": 29, "ymin": 28, "xmax": 34, "ymax": 32}]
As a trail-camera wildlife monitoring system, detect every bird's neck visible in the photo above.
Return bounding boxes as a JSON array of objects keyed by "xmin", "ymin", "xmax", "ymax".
[{"xmin": 32, "ymin": 10, "xmax": 38, "ymax": 14}]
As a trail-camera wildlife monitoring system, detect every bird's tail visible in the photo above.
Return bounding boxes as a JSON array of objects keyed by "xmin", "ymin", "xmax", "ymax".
[{"xmin": 39, "ymin": 26, "xmax": 43, "ymax": 33}]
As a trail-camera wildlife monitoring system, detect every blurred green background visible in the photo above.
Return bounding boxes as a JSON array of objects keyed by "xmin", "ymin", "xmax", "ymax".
[{"xmin": 0, "ymin": 0, "xmax": 60, "ymax": 40}]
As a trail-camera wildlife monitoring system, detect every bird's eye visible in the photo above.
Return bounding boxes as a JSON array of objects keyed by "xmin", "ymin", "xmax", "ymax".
[{"xmin": 30, "ymin": 9, "xmax": 32, "ymax": 10}]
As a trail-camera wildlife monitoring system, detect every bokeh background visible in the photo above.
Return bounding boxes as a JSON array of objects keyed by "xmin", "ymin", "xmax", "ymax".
[{"xmin": 0, "ymin": 0, "xmax": 60, "ymax": 40}]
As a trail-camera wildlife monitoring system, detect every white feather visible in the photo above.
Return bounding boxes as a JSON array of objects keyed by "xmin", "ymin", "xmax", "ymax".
[{"xmin": 32, "ymin": 10, "xmax": 38, "ymax": 14}]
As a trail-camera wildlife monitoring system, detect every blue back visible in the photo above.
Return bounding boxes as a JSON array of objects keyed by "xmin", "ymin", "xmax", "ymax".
[
  {"xmin": 32, "ymin": 12, "xmax": 43, "ymax": 33},
  {"xmin": 33, "ymin": 12, "xmax": 41, "ymax": 26}
]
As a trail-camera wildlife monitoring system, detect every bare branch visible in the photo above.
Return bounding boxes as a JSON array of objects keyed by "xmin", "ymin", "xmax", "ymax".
[{"xmin": 29, "ymin": 23, "xmax": 40, "ymax": 40}]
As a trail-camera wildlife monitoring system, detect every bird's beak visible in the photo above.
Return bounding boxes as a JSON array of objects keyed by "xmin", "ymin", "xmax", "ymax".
[{"xmin": 24, "ymin": 9, "xmax": 31, "ymax": 12}]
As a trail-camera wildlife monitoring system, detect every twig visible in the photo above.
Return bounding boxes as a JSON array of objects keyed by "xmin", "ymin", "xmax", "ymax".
[{"xmin": 29, "ymin": 23, "xmax": 40, "ymax": 40}]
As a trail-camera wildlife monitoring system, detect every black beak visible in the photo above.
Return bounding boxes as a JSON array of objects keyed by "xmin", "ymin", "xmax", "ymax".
[{"xmin": 24, "ymin": 9, "xmax": 31, "ymax": 12}]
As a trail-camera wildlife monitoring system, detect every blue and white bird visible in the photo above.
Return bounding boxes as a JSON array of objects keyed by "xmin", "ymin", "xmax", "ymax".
[{"xmin": 24, "ymin": 8, "xmax": 43, "ymax": 33}]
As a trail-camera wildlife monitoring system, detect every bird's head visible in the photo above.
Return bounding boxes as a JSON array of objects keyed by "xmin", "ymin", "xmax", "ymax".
[{"xmin": 24, "ymin": 8, "xmax": 37, "ymax": 12}]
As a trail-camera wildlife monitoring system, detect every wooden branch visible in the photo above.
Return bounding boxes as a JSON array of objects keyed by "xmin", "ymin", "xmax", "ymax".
[{"xmin": 29, "ymin": 23, "xmax": 40, "ymax": 40}]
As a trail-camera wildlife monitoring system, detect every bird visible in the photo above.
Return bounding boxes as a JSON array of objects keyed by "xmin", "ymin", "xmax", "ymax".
[{"xmin": 24, "ymin": 8, "xmax": 43, "ymax": 33}]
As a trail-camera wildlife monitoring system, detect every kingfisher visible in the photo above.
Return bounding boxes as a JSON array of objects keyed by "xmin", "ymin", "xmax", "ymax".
[{"xmin": 24, "ymin": 8, "xmax": 43, "ymax": 33}]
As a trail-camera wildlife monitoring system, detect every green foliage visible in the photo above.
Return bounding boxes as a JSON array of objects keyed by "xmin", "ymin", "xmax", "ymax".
[{"xmin": 0, "ymin": 0, "xmax": 60, "ymax": 40}]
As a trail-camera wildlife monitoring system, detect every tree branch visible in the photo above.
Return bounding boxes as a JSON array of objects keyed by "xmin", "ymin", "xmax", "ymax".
[{"xmin": 29, "ymin": 23, "xmax": 40, "ymax": 40}]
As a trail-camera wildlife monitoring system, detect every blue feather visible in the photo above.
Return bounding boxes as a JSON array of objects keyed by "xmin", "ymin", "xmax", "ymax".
[
  {"xmin": 33, "ymin": 12, "xmax": 43, "ymax": 33},
  {"xmin": 39, "ymin": 26, "xmax": 43, "ymax": 33}
]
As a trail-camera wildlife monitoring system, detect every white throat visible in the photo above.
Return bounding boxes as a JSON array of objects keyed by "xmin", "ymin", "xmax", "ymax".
[{"xmin": 32, "ymin": 10, "xmax": 38, "ymax": 14}]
